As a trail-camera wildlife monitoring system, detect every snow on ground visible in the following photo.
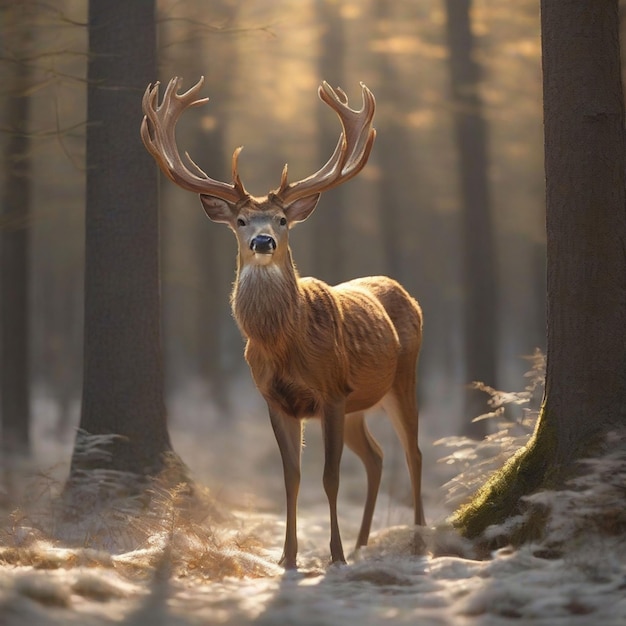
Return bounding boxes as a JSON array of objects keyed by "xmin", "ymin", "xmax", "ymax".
[
  {"xmin": 1, "ymin": 376, "xmax": 626, "ymax": 625},
  {"xmin": 2, "ymin": 510, "xmax": 625, "ymax": 625}
]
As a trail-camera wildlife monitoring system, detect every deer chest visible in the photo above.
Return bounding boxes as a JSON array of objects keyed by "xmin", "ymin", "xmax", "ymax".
[{"xmin": 265, "ymin": 375, "xmax": 320, "ymax": 419}]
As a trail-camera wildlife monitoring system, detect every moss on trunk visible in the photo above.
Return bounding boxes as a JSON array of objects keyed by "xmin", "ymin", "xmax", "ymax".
[
  {"xmin": 450, "ymin": 410, "xmax": 558, "ymax": 541},
  {"xmin": 450, "ymin": 403, "xmax": 614, "ymax": 545}
]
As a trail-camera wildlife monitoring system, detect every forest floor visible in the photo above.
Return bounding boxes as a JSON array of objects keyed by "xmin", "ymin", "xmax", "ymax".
[{"xmin": 1, "ymin": 376, "xmax": 625, "ymax": 625}]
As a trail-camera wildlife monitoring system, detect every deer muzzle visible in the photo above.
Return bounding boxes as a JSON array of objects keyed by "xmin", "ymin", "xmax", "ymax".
[{"xmin": 250, "ymin": 234, "xmax": 277, "ymax": 254}]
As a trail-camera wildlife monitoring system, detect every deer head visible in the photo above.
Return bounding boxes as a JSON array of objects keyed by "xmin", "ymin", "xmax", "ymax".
[{"xmin": 140, "ymin": 77, "xmax": 376, "ymax": 269}]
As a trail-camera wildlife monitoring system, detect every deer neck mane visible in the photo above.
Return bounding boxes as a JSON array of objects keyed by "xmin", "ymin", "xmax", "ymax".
[{"xmin": 231, "ymin": 252, "xmax": 302, "ymax": 345}]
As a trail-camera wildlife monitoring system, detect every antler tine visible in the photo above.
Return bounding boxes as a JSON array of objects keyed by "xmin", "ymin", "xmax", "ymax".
[
  {"xmin": 140, "ymin": 77, "xmax": 247, "ymax": 203},
  {"xmin": 275, "ymin": 81, "xmax": 376, "ymax": 204},
  {"xmin": 320, "ymin": 81, "xmax": 376, "ymax": 173}
]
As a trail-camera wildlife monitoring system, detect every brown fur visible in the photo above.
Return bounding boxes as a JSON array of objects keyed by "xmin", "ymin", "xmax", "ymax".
[{"xmin": 237, "ymin": 268, "xmax": 423, "ymax": 419}]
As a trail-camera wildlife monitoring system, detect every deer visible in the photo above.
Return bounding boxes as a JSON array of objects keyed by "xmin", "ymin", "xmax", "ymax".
[{"xmin": 141, "ymin": 77, "xmax": 425, "ymax": 569}]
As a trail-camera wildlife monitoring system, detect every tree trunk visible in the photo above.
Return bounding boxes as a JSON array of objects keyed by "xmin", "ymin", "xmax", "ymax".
[
  {"xmin": 452, "ymin": 0, "xmax": 626, "ymax": 541},
  {"xmin": 312, "ymin": 0, "xmax": 346, "ymax": 284},
  {"xmin": 374, "ymin": 0, "xmax": 414, "ymax": 283},
  {"xmin": 444, "ymin": 0, "xmax": 498, "ymax": 439},
  {"xmin": 1, "ymin": 2, "xmax": 34, "ymax": 458},
  {"xmin": 70, "ymin": 0, "xmax": 173, "ymax": 478},
  {"xmin": 541, "ymin": 0, "xmax": 626, "ymax": 460},
  {"xmin": 192, "ymin": 4, "xmax": 235, "ymax": 417}
]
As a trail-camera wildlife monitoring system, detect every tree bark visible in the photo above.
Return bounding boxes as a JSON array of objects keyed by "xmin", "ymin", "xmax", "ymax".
[
  {"xmin": 541, "ymin": 0, "xmax": 626, "ymax": 461},
  {"xmin": 1, "ymin": 2, "xmax": 34, "ymax": 458},
  {"xmin": 444, "ymin": 0, "xmax": 498, "ymax": 439},
  {"xmin": 452, "ymin": 0, "xmax": 626, "ymax": 541},
  {"xmin": 70, "ymin": 0, "xmax": 173, "ymax": 478}
]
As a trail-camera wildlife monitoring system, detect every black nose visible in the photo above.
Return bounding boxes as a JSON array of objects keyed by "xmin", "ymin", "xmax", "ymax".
[{"xmin": 250, "ymin": 234, "xmax": 276, "ymax": 253}]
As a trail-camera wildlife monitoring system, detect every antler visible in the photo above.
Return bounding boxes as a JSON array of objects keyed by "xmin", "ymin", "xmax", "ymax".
[
  {"xmin": 140, "ymin": 76, "xmax": 247, "ymax": 203},
  {"xmin": 273, "ymin": 81, "xmax": 376, "ymax": 204}
]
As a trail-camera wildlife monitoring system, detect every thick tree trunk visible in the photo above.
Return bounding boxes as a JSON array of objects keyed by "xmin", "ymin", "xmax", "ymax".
[
  {"xmin": 1, "ymin": 2, "xmax": 33, "ymax": 458},
  {"xmin": 70, "ymin": 0, "xmax": 173, "ymax": 478},
  {"xmin": 452, "ymin": 0, "xmax": 626, "ymax": 541},
  {"xmin": 444, "ymin": 0, "xmax": 498, "ymax": 439},
  {"xmin": 541, "ymin": 0, "xmax": 626, "ymax": 460}
]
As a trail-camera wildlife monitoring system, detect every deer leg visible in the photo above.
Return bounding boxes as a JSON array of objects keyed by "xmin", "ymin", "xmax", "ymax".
[
  {"xmin": 268, "ymin": 407, "xmax": 302, "ymax": 569},
  {"xmin": 321, "ymin": 401, "xmax": 346, "ymax": 564},
  {"xmin": 382, "ymin": 391, "xmax": 425, "ymax": 526},
  {"xmin": 344, "ymin": 412, "xmax": 383, "ymax": 550}
]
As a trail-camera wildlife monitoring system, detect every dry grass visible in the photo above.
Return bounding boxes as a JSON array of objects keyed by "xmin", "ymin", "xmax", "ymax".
[{"xmin": 0, "ymin": 434, "xmax": 278, "ymax": 585}]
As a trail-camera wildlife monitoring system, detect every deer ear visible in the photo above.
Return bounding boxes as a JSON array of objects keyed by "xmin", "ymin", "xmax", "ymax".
[
  {"xmin": 200, "ymin": 194, "xmax": 236, "ymax": 224},
  {"xmin": 283, "ymin": 194, "xmax": 321, "ymax": 226}
]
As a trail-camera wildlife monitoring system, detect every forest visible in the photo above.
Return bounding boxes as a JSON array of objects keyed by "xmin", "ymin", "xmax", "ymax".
[{"xmin": 0, "ymin": 1, "xmax": 625, "ymax": 625}]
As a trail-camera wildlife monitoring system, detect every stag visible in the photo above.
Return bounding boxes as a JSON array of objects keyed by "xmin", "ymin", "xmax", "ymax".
[{"xmin": 141, "ymin": 77, "xmax": 425, "ymax": 569}]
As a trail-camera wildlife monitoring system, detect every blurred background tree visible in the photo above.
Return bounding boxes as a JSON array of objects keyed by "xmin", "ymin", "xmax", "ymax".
[
  {"xmin": 444, "ymin": 0, "xmax": 497, "ymax": 439},
  {"xmin": 312, "ymin": 0, "xmax": 347, "ymax": 284}
]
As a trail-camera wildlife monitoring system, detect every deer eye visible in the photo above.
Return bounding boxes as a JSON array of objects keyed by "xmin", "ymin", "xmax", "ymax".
[
  {"xmin": 236, "ymin": 218, "xmax": 246, "ymax": 227},
  {"xmin": 279, "ymin": 217, "xmax": 287, "ymax": 226}
]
